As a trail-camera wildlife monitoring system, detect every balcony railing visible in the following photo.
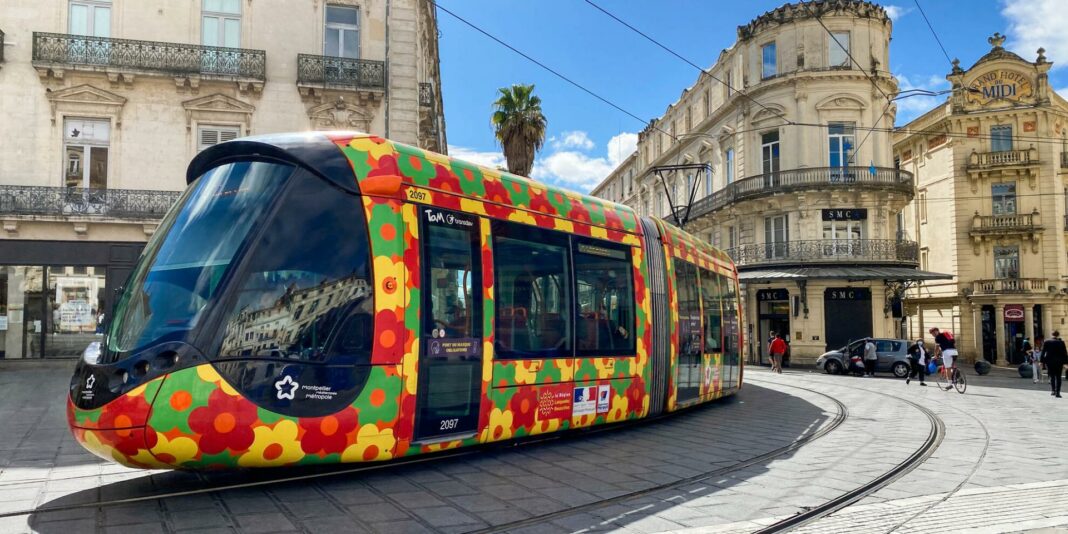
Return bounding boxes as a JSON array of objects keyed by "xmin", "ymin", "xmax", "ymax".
[
  {"xmin": 725, "ymin": 239, "xmax": 919, "ymax": 268},
  {"xmin": 419, "ymin": 82, "xmax": 433, "ymax": 107},
  {"xmin": 970, "ymin": 212, "xmax": 1040, "ymax": 234},
  {"xmin": 688, "ymin": 166, "xmax": 913, "ymax": 220},
  {"xmin": 32, "ymin": 32, "xmax": 266, "ymax": 80},
  {"xmin": 296, "ymin": 54, "xmax": 385, "ymax": 90},
  {"xmin": 0, "ymin": 186, "xmax": 181, "ymax": 220},
  {"xmin": 966, "ymin": 148, "xmax": 1038, "ymax": 170},
  {"xmin": 972, "ymin": 278, "xmax": 1052, "ymax": 295}
]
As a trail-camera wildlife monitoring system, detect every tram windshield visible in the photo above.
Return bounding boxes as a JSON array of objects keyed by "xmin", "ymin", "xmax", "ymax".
[{"xmin": 105, "ymin": 161, "xmax": 292, "ymax": 358}]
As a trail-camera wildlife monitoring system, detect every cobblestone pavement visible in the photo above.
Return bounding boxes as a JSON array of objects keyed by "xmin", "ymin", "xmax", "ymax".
[{"xmin": 0, "ymin": 360, "xmax": 1064, "ymax": 533}]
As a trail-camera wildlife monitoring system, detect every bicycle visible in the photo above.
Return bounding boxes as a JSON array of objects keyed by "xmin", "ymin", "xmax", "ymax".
[{"xmin": 935, "ymin": 359, "xmax": 967, "ymax": 394}]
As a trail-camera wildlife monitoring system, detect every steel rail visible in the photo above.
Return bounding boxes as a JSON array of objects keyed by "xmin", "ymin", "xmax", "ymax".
[
  {"xmin": 750, "ymin": 375, "xmax": 947, "ymax": 533},
  {"xmin": 469, "ymin": 380, "xmax": 849, "ymax": 534}
]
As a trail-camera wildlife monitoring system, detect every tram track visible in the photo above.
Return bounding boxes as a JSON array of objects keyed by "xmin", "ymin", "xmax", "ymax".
[{"xmin": 466, "ymin": 380, "xmax": 849, "ymax": 534}]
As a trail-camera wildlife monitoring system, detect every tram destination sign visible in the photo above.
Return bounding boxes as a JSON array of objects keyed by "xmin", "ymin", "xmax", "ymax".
[{"xmin": 822, "ymin": 208, "xmax": 867, "ymax": 221}]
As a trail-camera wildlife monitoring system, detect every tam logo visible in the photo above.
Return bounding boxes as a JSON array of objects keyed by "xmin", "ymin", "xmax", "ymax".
[{"xmin": 275, "ymin": 375, "xmax": 299, "ymax": 400}]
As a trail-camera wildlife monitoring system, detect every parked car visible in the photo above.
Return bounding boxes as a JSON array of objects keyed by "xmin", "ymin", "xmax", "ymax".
[{"xmin": 816, "ymin": 338, "xmax": 912, "ymax": 378}]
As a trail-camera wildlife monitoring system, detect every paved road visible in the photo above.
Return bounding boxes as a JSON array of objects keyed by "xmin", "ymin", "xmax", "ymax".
[{"xmin": 0, "ymin": 360, "xmax": 1064, "ymax": 533}]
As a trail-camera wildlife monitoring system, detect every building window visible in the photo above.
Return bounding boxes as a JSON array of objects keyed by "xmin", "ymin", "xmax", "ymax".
[
  {"xmin": 657, "ymin": 191, "xmax": 665, "ymax": 216},
  {"xmin": 642, "ymin": 198, "xmax": 649, "ymax": 215},
  {"xmin": 725, "ymin": 69, "xmax": 734, "ymax": 97},
  {"xmin": 705, "ymin": 89, "xmax": 712, "ymax": 117},
  {"xmin": 761, "ymin": 131, "xmax": 780, "ymax": 175},
  {"xmin": 725, "ymin": 147, "xmax": 735, "ymax": 184},
  {"xmin": 822, "ymin": 219, "xmax": 864, "ymax": 257},
  {"xmin": 704, "ymin": 164, "xmax": 714, "ymax": 196},
  {"xmin": 686, "ymin": 107, "xmax": 693, "ymax": 132},
  {"xmin": 202, "ymin": 0, "xmax": 241, "ymax": 48},
  {"xmin": 761, "ymin": 42, "xmax": 777, "ymax": 79},
  {"xmin": 920, "ymin": 248, "xmax": 929, "ymax": 270},
  {"xmin": 919, "ymin": 190, "xmax": 928, "ymax": 223},
  {"xmin": 198, "ymin": 125, "xmax": 240, "ymax": 152},
  {"xmin": 727, "ymin": 225, "xmax": 737, "ymax": 250},
  {"xmin": 994, "ymin": 246, "xmax": 1020, "ymax": 279},
  {"xmin": 764, "ymin": 214, "xmax": 788, "ymax": 259},
  {"xmin": 990, "ymin": 125, "xmax": 1013, "ymax": 152},
  {"xmin": 992, "ymin": 183, "xmax": 1017, "ymax": 215},
  {"xmin": 896, "ymin": 211, "xmax": 905, "ymax": 240},
  {"xmin": 829, "ymin": 31, "xmax": 850, "ymax": 67},
  {"xmin": 828, "ymin": 122, "xmax": 855, "ymax": 168},
  {"xmin": 64, "ymin": 118, "xmax": 110, "ymax": 189},
  {"xmin": 325, "ymin": 5, "xmax": 360, "ymax": 58},
  {"xmin": 69, "ymin": 0, "xmax": 111, "ymax": 37}
]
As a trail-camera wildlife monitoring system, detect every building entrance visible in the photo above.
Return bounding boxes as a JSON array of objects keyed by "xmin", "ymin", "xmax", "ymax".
[{"xmin": 757, "ymin": 288, "xmax": 790, "ymax": 366}]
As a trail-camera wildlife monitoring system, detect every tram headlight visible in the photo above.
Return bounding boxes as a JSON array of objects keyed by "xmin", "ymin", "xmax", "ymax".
[{"xmin": 81, "ymin": 341, "xmax": 102, "ymax": 365}]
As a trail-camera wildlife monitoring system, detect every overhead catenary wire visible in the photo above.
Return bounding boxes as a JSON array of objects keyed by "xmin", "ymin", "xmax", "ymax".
[{"xmin": 913, "ymin": 0, "xmax": 954, "ymax": 66}]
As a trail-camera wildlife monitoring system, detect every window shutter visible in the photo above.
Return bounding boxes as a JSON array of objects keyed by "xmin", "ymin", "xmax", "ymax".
[{"xmin": 198, "ymin": 125, "xmax": 240, "ymax": 152}]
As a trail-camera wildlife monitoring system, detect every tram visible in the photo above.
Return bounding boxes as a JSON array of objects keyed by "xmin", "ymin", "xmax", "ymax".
[{"xmin": 67, "ymin": 132, "xmax": 744, "ymax": 469}]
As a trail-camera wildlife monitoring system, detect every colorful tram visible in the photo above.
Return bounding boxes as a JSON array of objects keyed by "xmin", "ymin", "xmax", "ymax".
[{"xmin": 67, "ymin": 133, "xmax": 744, "ymax": 469}]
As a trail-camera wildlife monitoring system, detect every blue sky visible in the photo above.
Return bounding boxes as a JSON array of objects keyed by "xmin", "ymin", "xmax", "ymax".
[{"xmin": 436, "ymin": 0, "xmax": 1068, "ymax": 192}]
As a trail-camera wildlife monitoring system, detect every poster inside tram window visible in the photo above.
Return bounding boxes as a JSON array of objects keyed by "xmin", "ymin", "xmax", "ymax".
[{"xmin": 55, "ymin": 277, "xmax": 98, "ymax": 333}]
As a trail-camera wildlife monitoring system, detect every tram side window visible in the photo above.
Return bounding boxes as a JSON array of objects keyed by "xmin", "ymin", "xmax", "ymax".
[
  {"xmin": 493, "ymin": 222, "xmax": 572, "ymax": 358},
  {"xmin": 574, "ymin": 241, "xmax": 635, "ymax": 356},
  {"xmin": 216, "ymin": 172, "xmax": 373, "ymax": 364},
  {"xmin": 699, "ymin": 268, "xmax": 722, "ymax": 353}
]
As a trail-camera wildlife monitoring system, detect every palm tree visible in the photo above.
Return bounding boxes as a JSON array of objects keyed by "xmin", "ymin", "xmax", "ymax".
[{"xmin": 491, "ymin": 84, "xmax": 547, "ymax": 177}]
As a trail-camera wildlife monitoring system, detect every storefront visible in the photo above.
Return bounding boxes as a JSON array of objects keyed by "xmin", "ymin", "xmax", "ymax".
[
  {"xmin": 756, "ymin": 288, "xmax": 790, "ymax": 365},
  {"xmin": 977, "ymin": 303, "xmax": 1048, "ymax": 365},
  {"xmin": 0, "ymin": 240, "xmax": 143, "ymax": 359},
  {"xmin": 823, "ymin": 287, "xmax": 873, "ymax": 350}
]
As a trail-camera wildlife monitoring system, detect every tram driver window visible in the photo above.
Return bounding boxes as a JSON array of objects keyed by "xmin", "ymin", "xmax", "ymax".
[
  {"xmin": 216, "ymin": 173, "xmax": 373, "ymax": 364},
  {"xmin": 574, "ymin": 241, "xmax": 635, "ymax": 356},
  {"xmin": 493, "ymin": 222, "xmax": 571, "ymax": 359}
]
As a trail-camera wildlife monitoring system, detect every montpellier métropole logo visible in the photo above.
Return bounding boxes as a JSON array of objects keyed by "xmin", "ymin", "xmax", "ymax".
[
  {"xmin": 275, "ymin": 375, "xmax": 299, "ymax": 400},
  {"xmin": 85, "ymin": 375, "xmax": 96, "ymax": 389}
]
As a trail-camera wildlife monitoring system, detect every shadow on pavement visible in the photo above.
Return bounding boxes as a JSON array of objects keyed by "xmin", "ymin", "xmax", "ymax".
[{"xmin": 27, "ymin": 383, "xmax": 834, "ymax": 533}]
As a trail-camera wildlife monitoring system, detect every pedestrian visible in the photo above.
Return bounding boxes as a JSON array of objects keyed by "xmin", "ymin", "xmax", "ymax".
[
  {"xmin": 1031, "ymin": 336, "xmax": 1044, "ymax": 384},
  {"xmin": 906, "ymin": 339, "xmax": 927, "ymax": 386},
  {"xmin": 863, "ymin": 338, "xmax": 878, "ymax": 377},
  {"xmin": 1040, "ymin": 331, "xmax": 1067, "ymax": 398},
  {"xmin": 769, "ymin": 332, "xmax": 787, "ymax": 374}
]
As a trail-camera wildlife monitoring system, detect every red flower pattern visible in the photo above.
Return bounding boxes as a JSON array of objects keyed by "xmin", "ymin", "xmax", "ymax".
[
  {"xmin": 508, "ymin": 387, "xmax": 538, "ymax": 429},
  {"xmin": 188, "ymin": 388, "xmax": 258, "ymax": 455},
  {"xmin": 298, "ymin": 407, "xmax": 359, "ymax": 455}
]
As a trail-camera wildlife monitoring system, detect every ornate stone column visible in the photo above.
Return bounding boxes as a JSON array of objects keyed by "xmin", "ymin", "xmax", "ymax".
[{"xmin": 1042, "ymin": 305, "xmax": 1054, "ymax": 338}]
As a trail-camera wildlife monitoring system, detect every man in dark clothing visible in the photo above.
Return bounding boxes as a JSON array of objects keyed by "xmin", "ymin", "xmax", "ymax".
[
  {"xmin": 906, "ymin": 339, "xmax": 928, "ymax": 386},
  {"xmin": 1041, "ymin": 331, "xmax": 1067, "ymax": 398}
]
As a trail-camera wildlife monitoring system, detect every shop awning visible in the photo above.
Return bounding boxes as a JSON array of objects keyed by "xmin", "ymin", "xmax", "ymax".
[{"xmin": 737, "ymin": 266, "xmax": 953, "ymax": 283}]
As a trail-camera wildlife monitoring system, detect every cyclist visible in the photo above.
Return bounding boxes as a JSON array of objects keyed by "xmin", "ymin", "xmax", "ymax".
[{"xmin": 929, "ymin": 327, "xmax": 958, "ymax": 390}]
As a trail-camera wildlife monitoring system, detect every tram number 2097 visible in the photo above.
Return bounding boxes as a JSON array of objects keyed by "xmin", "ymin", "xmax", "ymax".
[{"xmin": 439, "ymin": 418, "xmax": 460, "ymax": 431}]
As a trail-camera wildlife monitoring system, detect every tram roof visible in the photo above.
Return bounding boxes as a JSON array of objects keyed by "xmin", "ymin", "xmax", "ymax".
[{"xmin": 189, "ymin": 131, "xmax": 646, "ymax": 236}]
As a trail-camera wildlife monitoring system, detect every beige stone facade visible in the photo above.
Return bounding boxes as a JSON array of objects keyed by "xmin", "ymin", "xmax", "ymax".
[
  {"xmin": 894, "ymin": 34, "xmax": 1068, "ymax": 365},
  {"xmin": 592, "ymin": 1, "xmax": 939, "ymax": 368},
  {"xmin": 0, "ymin": 0, "xmax": 445, "ymax": 358}
]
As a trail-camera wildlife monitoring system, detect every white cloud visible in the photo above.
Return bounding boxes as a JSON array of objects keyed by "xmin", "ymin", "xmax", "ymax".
[
  {"xmin": 883, "ymin": 5, "xmax": 913, "ymax": 21},
  {"xmin": 1003, "ymin": 0, "xmax": 1067, "ymax": 68},
  {"xmin": 551, "ymin": 130, "xmax": 595, "ymax": 151},
  {"xmin": 894, "ymin": 73, "xmax": 951, "ymax": 124},
  {"xmin": 446, "ymin": 145, "xmax": 506, "ymax": 170},
  {"xmin": 450, "ymin": 131, "xmax": 638, "ymax": 193},
  {"xmin": 1057, "ymin": 87, "xmax": 1068, "ymax": 100},
  {"xmin": 606, "ymin": 132, "xmax": 639, "ymax": 166}
]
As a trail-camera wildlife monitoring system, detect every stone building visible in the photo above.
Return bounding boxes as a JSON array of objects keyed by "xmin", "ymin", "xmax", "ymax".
[
  {"xmin": 591, "ymin": 0, "xmax": 947, "ymax": 367},
  {"xmin": 0, "ymin": 0, "xmax": 445, "ymax": 358},
  {"xmin": 894, "ymin": 34, "xmax": 1068, "ymax": 365}
]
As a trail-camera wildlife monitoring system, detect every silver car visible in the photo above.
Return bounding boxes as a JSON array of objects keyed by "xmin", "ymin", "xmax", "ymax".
[{"xmin": 816, "ymin": 338, "xmax": 912, "ymax": 378}]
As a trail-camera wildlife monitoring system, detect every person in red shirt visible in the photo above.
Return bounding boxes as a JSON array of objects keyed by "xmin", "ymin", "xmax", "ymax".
[{"xmin": 769, "ymin": 332, "xmax": 787, "ymax": 374}]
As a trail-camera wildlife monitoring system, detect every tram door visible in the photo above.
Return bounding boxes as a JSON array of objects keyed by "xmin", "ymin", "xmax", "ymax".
[
  {"xmin": 414, "ymin": 207, "xmax": 483, "ymax": 441},
  {"xmin": 675, "ymin": 259, "xmax": 702, "ymax": 404}
]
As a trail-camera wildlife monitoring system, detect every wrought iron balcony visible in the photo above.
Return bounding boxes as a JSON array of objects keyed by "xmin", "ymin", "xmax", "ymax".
[
  {"xmin": 32, "ymin": 32, "xmax": 266, "ymax": 81},
  {"xmin": 972, "ymin": 278, "xmax": 1055, "ymax": 295},
  {"xmin": 0, "ymin": 186, "xmax": 181, "ymax": 220},
  {"xmin": 966, "ymin": 148, "xmax": 1038, "ymax": 171},
  {"xmin": 296, "ymin": 54, "xmax": 385, "ymax": 90},
  {"xmin": 419, "ymin": 82, "xmax": 434, "ymax": 107},
  {"xmin": 725, "ymin": 239, "xmax": 919, "ymax": 268},
  {"xmin": 688, "ymin": 166, "xmax": 913, "ymax": 220},
  {"xmin": 969, "ymin": 212, "xmax": 1042, "ymax": 236}
]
